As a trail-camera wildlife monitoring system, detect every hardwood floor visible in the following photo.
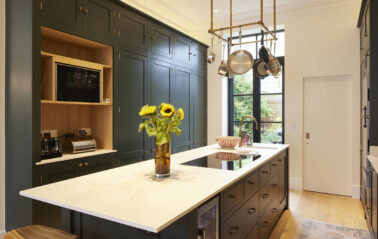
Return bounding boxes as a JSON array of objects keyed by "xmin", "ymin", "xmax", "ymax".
[{"xmin": 269, "ymin": 190, "xmax": 367, "ymax": 239}]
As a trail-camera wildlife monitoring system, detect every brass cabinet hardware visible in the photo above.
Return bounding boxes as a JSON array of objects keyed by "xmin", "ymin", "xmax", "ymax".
[
  {"xmin": 85, "ymin": 162, "xmax": 89, "ymax": 167},
  {"xmin": 78, "ymin": 6, "xmax": 83, "ymax": 12},
  {"xmin": 118, "ymin": 30, "xmax": 121, "ymax": 37},
  {"xmin": 40, "ymin": 1, "xmax": 43, "ymax": 10},
  {"xmin": 40, "ymin": 176, "xmax": 43, "ymax": 185},
  {"xmin": 118, "ymin": 53, "xmax": 120, "ymax": 60},
  {"xmin": 247, "ymin": 208, "xmax": 257, "ymax": 214},
  {"xmin": 118, "ymin": 13, "xmax": 121, "ymax": 19},
  {"xmin": 79, "ymin": 163, "xmax": 83, "ymax": 168},
  {"xmin": 118, "ymin": 107, "xmax": 121, "ymax": 113},
  {"xmin": 113, "ymin": 10, "xmax": 115, "ymax": 17},
  {"xmin": 84, "ymin": 9, "xmax": 89, "ymax": 14},
  {"xmin": 144, "ymin": 151, "xmax": 149, "ymax": 154}
]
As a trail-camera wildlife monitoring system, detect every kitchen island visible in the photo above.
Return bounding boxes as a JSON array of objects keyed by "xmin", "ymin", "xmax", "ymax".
[{"xmin": 20, "ymin": 143, "xmax": 289, "ymax": 239}]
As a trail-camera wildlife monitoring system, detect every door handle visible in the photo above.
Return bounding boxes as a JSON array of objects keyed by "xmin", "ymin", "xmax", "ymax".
[{"xmin": 362, "ymin": 106, "xmax": 370, "ymax": 128}]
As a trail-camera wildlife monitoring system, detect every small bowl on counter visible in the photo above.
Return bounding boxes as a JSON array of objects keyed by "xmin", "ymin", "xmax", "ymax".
[{"xmin": 215, "ymin": 136, "xmax": 241, "ymax": 149}]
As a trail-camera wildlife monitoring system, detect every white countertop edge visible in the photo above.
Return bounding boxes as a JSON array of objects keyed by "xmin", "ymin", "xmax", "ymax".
[
  {"xmin": 21, "ymin": 143, "xmax": 290, "ymax": 233},
  {"xmin": 368, "ymin": 155, "xmax": 378, "ymax": 172},
  {"xmin": 36, "ymin": 149, "xmax": 117, "ymax": 166}
]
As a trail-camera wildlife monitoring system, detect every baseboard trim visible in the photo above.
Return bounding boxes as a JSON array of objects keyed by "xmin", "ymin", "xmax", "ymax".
[
  {"xmin": 0, "ymin": 230, "xmax": 5, "ymax": 239},
  {"xmin": 289, "ymin": 177, "xmax": 303, "ymax": 191},
  {"xmin": 351, "ymin": 185, "xmax": 360, "ymax": 199}
]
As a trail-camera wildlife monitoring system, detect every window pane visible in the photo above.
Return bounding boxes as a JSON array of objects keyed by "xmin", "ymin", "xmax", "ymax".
[
  {"xmin": 234, "ymin": 70, "xmax": 253, "ymax": 95},
  {"xmin": 261, "ymin": 123, "xmax": 283, "ymax": 144},
  {"xmin": 261, "ymin": 74, "xmax": 282, "ymax": 94},
  {"xmin": 261, "ymin": 95, "xmax": 282, "ymax": 122},
  {"xmin": 233, "ymin": 95, "xmax": 253, "ymax": 121},
  {"xmin": 233, "ymin": 121, "xmax": 256, "ymax": 139}
]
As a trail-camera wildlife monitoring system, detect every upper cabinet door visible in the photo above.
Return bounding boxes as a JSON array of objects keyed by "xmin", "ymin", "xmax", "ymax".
[
  {"xmin": 117, "ymin": 8, "xmax": 149, "ymax": 51},
  {"xmin": 192, "ymin": 72, "xmax": 207, "ymax": 148},
  {"xmin": 174, "ymin": 35, "xmax": 192, "ymax": 65},
  {"xmin": 150, "ymin": 23, "xmax": 173, "ymax": 58},
  {"xmin": 192, "ymin": 44, "xmax": 207, "ymax": 73},
  {"xmin": 84, "ymin": 0, "xmax": 115, "ymax": 43},
  {"xmin": 171, "ymin": 66, "xmax": 192, "ymax": 153},
  {"xmin": 41, "ymin": 0, "xmax": 83, "ymax": 31}
]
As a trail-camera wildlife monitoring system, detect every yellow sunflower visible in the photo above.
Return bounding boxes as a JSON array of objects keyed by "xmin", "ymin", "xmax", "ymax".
[
  {"xmin": 160, "ymin": 103, "xmax": 175, "ymax": 117},
  {"xmin": 177, "ymin": 108, "xmax": 184, "ymax": 120},
  {"xmin": 139, "ymin": 105, "xmax": 157, "ymax": 117}
]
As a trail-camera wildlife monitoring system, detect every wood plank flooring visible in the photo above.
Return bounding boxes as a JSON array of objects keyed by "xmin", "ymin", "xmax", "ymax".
[{"xmin": 269, "ymin": 190, "xmax": 367, "ymax": 239}]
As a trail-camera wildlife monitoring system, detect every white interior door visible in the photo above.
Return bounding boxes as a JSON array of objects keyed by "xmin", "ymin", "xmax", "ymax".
[{"xmin": 303, "ymin": 75, "xmax": 352, "ymax": 196}]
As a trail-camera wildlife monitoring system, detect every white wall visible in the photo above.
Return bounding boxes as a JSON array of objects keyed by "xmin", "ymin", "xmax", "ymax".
[
  {"xmin": 0, "ymin": 0, "xmax": 5, "ymax": 235},
  {"xmin": 282, "ymin": 1, "xmax": 361, "ymax": 194}
]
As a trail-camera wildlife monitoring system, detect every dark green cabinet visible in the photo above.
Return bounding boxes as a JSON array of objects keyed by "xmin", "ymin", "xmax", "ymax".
[
  {"xmin": 192, "ymin": 72, "xmax": 207, "ymax": 148},
  {"xmin": 115, "ymin": 50, "xmax": 148, "ymax": 165},
  {"xmin": 192, "ymin": 44, "xmax": 207, "ymax": 72},
  {"xmin": 41, "ymin": 0, "xmax": 115, "ymax": 44},
  {"xmin": 150, "ymin": 23, "xmax": 173, "ymax": 58},
  {"xmin": 171, "ymin": 66, "xmax": 192, "ymax": 153},
  {"xmin": 117, "ymin": 8, "xmax": 149, "ymax": 51},
  {"xmin": 84, "ymin": 0, "xmax": 115, "ymax": 43},
  {"xmin": 41, "ymin": 0, "xmax": 83, "ymax": 31},
  {"xmin": 174, "ymin": 35, "xmax": 192, "ymax": 65}
]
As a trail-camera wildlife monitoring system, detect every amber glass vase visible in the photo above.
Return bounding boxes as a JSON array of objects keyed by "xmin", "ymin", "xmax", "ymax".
[{"xmin": 155, "ymin": 142, "xmax": 171, "ymax": 178}]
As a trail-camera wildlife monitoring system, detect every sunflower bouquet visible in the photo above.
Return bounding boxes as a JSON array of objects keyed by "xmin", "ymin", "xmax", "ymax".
[{"xmin": 138, "ymin": 103, "xmax": 184, "ymax": 145}]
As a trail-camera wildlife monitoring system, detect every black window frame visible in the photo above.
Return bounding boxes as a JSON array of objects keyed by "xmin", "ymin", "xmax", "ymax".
[{"xmin": 228, "ymin": 30, "xmax": 285, "ymax": 144}]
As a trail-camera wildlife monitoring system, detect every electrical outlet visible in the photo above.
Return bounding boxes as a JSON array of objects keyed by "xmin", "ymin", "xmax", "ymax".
[{"xmin": 81, "ymin": 128, "xmax": 91, "ymax": 136}]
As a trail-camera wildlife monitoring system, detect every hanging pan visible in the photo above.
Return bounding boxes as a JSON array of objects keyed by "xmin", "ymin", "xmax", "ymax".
[
  {"xmin": 227, "ymin": 30, "xmax": 254, "ymax": 75},
  {"xmin": 266, "ymin": 42, "xmax": 282, "ymax": 77},
  {"xmin": 218, "ymin": 43, "xmax": 233, "ymax": 78},
  {"xmin": 207, "ymin": 37, "xmax": 216, "ymax": 64},
  {"xmin": 254, "ymin": 59, "xmax": 269, "ymax": 79},
  {"xmin": 259, "ymin": 30, "xmax": 270, "ymax": 64}
]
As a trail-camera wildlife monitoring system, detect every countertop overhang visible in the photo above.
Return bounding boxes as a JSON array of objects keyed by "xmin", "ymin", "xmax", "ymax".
[{"xmin": 20, "ymin": 143, "xmax": 289, "ymax": 233}]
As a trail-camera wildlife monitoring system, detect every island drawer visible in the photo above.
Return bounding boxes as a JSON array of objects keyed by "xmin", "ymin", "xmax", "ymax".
[
  {"xmin": 245, "ymin": 170, "xmax": 259, "ymax": 198},
  {"xmin": 222, "ymin": 192, "xmax": 259, "ymax": 239},
  {"xmin": 259, "ymin": 174, "xmax": 278, "ymax": 212},
  {"xmin": 245, "ymin": 224, "xmax": 259, "ymax": 239},
  {"xmin": 270, "ymin": 158, "xmax": 279, "ymax": 175},
  {"xmin": 260, "ymin": 201, "xmax": 280, "ymax": 239},
  {"xmin": 221, "ymin": 181, "xmax": 244, "ymax": 220},
  {"xmin": 260, "ymin": 163, "xmax": 271, "ymax": 184}
]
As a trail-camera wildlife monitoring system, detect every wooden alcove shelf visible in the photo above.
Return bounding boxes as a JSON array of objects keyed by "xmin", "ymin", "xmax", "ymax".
[{"xmin": 40, "ymin": 27, "xmax": 114, "ymax": 156}]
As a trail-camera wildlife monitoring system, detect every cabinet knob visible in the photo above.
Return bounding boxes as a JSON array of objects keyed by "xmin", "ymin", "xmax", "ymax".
[
  {"xmin": 228, "ymin": 194, "xmax": 236, "ymax": 199},
  {"xmin": 78, "ymin": 6, "xmax": 83, "ymax": 12},
  {"xmin": 262, "ymin": 221, "xmax": 270, "ymax": 227},
  {"xmin": 79, "ymin": 163, "xmax": 83, "ymax": 168},
  {"xmin": 84, "ymin": 9, "xmax": 89, "ymax": 14},
  {"xmin": 228, "ymin": 226, "xmax": 239, "ymax": 235},
  {"xmin": 145, "ymin": 150, "xmax": 149, "ymax": 154},
  {"xmin": 271, "ymin": 183, "xmax": 278, "ymax": 188},
  {"xmin": 85, "ymin": 162, "xmax": 89, "ymax": 167},
  {"xmin": 262, "ymin": 170, "xmax": 269, "ymax": 174},
  {"xmin": 262, "ymin": 193, "xmax": 269, "ymax": 199},
  {"xmin": 247, "ymin": 181, "xmax": 255, "ymax": 185},
  {"xmin": 272, "ymin": 208, "xmax": 278, "ymax": 213},
  {"xmin": 272, "ymin": 163, "xmax": 278, "ymax": 167},
  {"xmin": 248, "ymin": 208, "xmax": 257, "ymax": 214}
]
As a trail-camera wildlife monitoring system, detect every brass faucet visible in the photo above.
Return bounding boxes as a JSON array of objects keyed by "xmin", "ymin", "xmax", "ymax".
[{"xmin": 238, "ymin": 116, "xmax": 259, "ymax": 147}]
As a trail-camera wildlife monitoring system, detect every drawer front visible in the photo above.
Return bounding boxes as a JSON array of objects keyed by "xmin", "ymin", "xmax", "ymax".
[
  {"xmin": 270, "ymin": 158, "xmax": 279, "ymax": 175},
  {"xmin": 260, "ymin": 201, "xmax": 281, "ymax": 239},
  {"xmin": 221, "ymin": 181, "xmax": 244, "ymax": 220},
  {"xmin": 260, "ymin": 163, "xmax": 271, "ymax": 184},
  {"xmin": 222, "ymin": 193, "xmax": 259, "ymax": 239},
  {"xmin": 245, "ymin": 224, "xmax": 259, "ymax": 239},
  {"xmin": 245, "ymin": 171, "xmax": 259, "ymax": 198},
  {"xmin": 259, "ymin": 174, "xmax": 278, "ymax": 212}
]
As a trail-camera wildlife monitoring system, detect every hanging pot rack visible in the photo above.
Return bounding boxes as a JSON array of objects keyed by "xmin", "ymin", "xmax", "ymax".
[{"xmin": 208, "ymin": 0, "xmax": 278, "ymax": 46}]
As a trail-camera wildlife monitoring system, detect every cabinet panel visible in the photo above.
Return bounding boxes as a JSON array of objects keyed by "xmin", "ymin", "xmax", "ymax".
[
  {"xmin": 84, "ymin": 0, "xmax": 115, "ymax": 43},
  {"xmin": 221, "ymin": 181, "xmax": 244, "ymax": 221},
  {"xmin": 193, "ymin": 44, "xmax": 207, "ymax": 72},
  {"xmin": 118, "ymin": 8, "xmax": 148, "ymax": 51},
  {"xmin": 150, "ymin": 60, "xmax": 172, "ymax": 105},
  {"xmin": 41, "ymin": 0, "xmax": 83, "ymax": 30},
  {"xmin": 115, "ymin": 50, "xmax": 147, "ymax": 164},
  {"xmin": 245, "ymin": 171, "xmax": 259, "ymax": 199},
  {"xmin": 150, "ymin": 23, "xmax": 173, "ymax": 58},
  {"xmin": 278, "ymin": 155, "xmax": 286, "ymax": 207},
  {"xmin": 174, "ymin": 35, "xmax": 192, "ymax": 65},
  {"xmin": 84, "ymin": 157, "xmax": 114, "ymax": 175},
  {"xmin": 171, "ymin": 66, "xmax": 192, "ymax": 153},
  {"xmin": 193, "ymin": 72, "xmax": 207, "ymax": 148}
]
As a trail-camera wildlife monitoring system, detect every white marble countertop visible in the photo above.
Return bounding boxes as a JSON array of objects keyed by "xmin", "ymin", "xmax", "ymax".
[
  {"xmin": 20, "ymin": 143, "xmax": 289, "ymax": 233},
  {"xmin": 368, "ymin": 155, "xmax": 378, "ymax": 172}
]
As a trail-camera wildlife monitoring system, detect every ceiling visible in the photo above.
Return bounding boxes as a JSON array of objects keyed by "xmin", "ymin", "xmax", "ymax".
[{"xmin": 149, "ymin": 0, "xmax": 359, "ymax": 26}]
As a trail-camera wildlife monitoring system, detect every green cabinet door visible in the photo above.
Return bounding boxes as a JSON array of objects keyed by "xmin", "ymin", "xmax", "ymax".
[
  {"xmin": 174, "ymin": 34, "xmax": 192, "ymax": 65},
  {"xmin": 171, "ymin": 66, "xmax": 192, "ymax": 153},
  {"xmin": 41, "ymin": 0, "xmax": 83, "ymax": 30},
  {"xmin": 84, "ymin": 0, "xmax": 115, "ymax": 43},
  {"xmin": 115, "ymin": 50, "xmax": 147, "ymax": 165},
  {"xmin": 150, "ymin": 23, "xmax": 173, "ymax": 58},
  {"xmin": 192, "ymin": 72, "xmax": 207, "ymax": 148},
  {"xmin": 117, "ymin": 8, "xmax": 149, "ymax": 51},
  {"xmin": 192, "ymin": 44, "xmax": 207, "ymax": 73}
]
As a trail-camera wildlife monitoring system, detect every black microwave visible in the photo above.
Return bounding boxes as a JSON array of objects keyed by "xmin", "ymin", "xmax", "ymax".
[{"xmin": 56, "ymin": 63, "xmax": 101, "ymax": 103}]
